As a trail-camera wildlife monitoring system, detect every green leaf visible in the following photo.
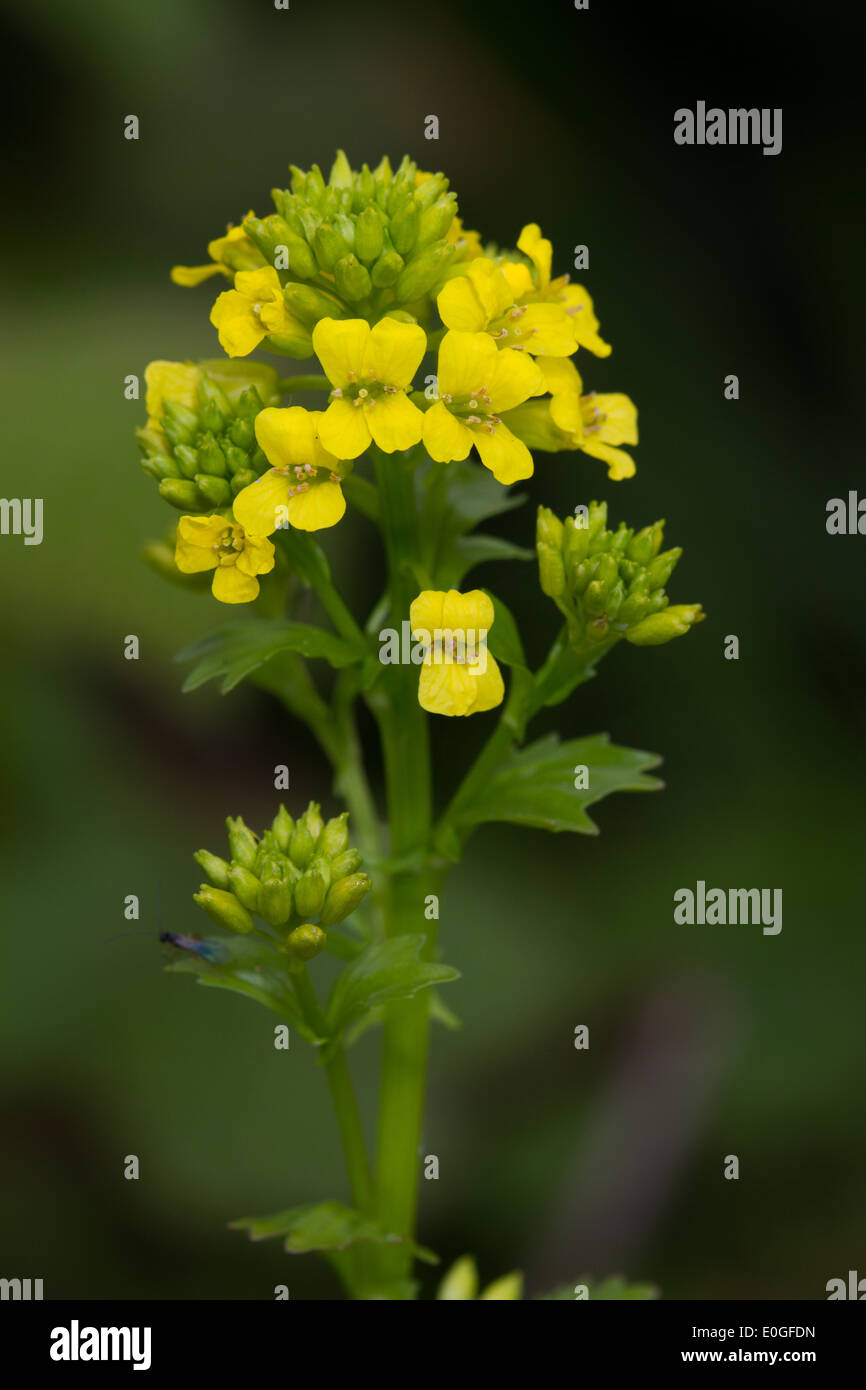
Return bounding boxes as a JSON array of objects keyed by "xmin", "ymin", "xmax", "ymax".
[
  {"xmin": 177, "ymin": 619, "xmax": 362, "ymax": 694},
  {"xmin": 537, "ymin": 1276, "xmax": 659, "ymax": 1300},
  {"xmin": 229, "ymin": 1200, "xmax": 437, "ymax": 1263},
  {"xmin": 436, "ymin": 535, "xmax": 533, "ymax": 588},
  {"xmin": 483, "ymin": 590, "xmax": 526, "ymax": 668},
  {"xmin": 449, "ymin": 733, "xmax": 663, "ymax": 837},
  {"xmin": 325, "ymin": 935, "xmax": 460, "ymax": 1041},
  {"xmin": 165, "ymin": 935, "xmax": 319, "ymax": 1041}
]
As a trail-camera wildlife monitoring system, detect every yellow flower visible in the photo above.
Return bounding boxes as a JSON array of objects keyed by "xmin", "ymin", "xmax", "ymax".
[
  {"xmin": 210, "ymin": 267, "xmax": 308, "ymax": 359},
  {"xmin": 423, "ymin": 331, "xmax": 544, "ymax": 485},
  {"xmin": 497, "ymin": 224, "xmax": 612, "ymax": 359},
  {"xmin": 144, "ymin": 361, "xmax": 202, "ymax": 426},
  {"xmin": 174, "ymin": 514, "xmax": 275, "ymax": 604},
  {"xmin": 409, "ymin": 589, "xmax": 504, "ymax": 717},
  {"xmin": 438, "ymin": 258, "xmax": 575, "ymax": 357},
  {"xmin": 233, "ymin": 407, "xmax": 348, "ymax": 534},
  {"xmin": 313, "ymin": 317, "xmax": 427, "ymax": 458},
  {"xmin": 537, "ymin": 357, "xmax": 638, "ymax": 480},
  {"xmin": 171, "ymin": 216, "xmax": 263, "ymax": 287}
]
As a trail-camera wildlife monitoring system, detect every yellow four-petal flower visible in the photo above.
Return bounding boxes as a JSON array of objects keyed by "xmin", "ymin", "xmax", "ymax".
[
  {"xmin": 175, "ymin": 514, "xmax": 275, "ymax": 604},
  {"xmin": 409, "ymin": 588, "xmax": 504, "ymax": 717},
  {"xmin": 210, "ymin": 267, "xmax": 309, "ymax": 359},
  {"xmin": 313, "ymin": 317, "xmax": 428, "ymax": 458},
  {"xmin": 233, "ymin": 407, "xmax": 348, "ymax": 534}
]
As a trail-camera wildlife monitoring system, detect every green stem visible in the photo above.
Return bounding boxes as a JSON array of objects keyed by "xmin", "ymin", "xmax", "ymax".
[
  {"xmin": 368, "ymin": 446, "xmax": 435, "ymax": 1289},
  {"xmin": 277, "ymin": 375, "xmax": 331, "ymax": 393},
  {"xmin": 293, "ymin": 967, "xmax": 374, "ymax": 1214}
]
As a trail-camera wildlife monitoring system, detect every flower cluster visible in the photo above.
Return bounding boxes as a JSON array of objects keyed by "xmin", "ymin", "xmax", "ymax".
[
  {"xmin": 536, "ymin": 501, "xmax": 704, "ymax": 650},
  {"xmin": 194, "ymin": 803, "xmax": 372, "ymax": 959}
]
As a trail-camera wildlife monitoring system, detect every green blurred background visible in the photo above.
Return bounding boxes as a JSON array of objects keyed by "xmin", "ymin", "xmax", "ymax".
[{"xmin": 1, "ymin": 0, "xmax": 863, "ymax": 1299}]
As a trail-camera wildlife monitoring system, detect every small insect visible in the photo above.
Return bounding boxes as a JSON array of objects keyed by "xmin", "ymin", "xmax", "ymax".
[{"xmin": 159, "ymin": 932, "xmax": 230, "ymax": 965}]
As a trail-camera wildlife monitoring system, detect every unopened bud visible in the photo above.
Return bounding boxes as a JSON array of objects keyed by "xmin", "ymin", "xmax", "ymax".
[
  {"xmin": 319, "ymin": 872, "xmax": 372, "ymax": 927},
  {"xmin": 194, "ymin": 884, "xmax": 254, "ymax": 935},
  {"xmin": 271, "ymin": 804, "xmax": 295, "ymax": 853},
  {"xmin": 317, "ymin": 812, "xmax": 349, "ymax": 859},
  {"xmin": 226, "ymin": 815, "xmax": 258, "ymax": 869},
  {"xmin": 334, "ymin": 254, "xmax": 372, "ymax": 303},
  {"xmin": 258, "ymin": 877, "xmax": 293, "ymax": 927},
  {"xmin": 294, "ymin": 858, "xmax": 331, "ymax": 918},
  {"xmin": 194, "ymin": 849, "xmax": 231, "ymax": 889},
  {"xmin": 286, "ymin": 923, "xmax": 327, "ymax": 963},
  {"xmin": 626, "ymin": 604, "xmax": 705, "ymax": 646},
  {"xmin": 330, "ymin": 848, "xmax": 362, "ymax": 878},
  {"xmin": 288, "ymin": 822, "xmax": 316, "ymax": 871},
  {"xmin": 228, "ymin": 863, "xmax": 261, "ymax": 912}
]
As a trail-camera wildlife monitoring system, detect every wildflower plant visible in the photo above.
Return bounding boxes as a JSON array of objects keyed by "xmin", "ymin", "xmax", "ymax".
[{"xmin": 135, "ymin": 152, "xmax": 703, "ymax": 1300}]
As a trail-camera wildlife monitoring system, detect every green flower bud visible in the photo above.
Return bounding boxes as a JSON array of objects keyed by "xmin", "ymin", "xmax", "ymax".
[
  {"xmin": 329, "ymin": 148, "xmax": 354, "ymax": 188},
  {"xmin": 194, "ymin": 884, "xmax": 253, "ymax": 935},
  {"xmin": 286, "ymin": 923, "xmax": 327, "ymax": 963},
  {"xmin": 228, "ymin": 417, "xmax": 256, "ymax": 451},
  {"xmin": 536, "ymin": 506, "xmax": 566, "ymax": 600},
  {"xmin": 589, "ymin": 553, "xmax": 618, "ymax": 588},
  {"xmin": 354, "ymin": 205, "xmax": 384, "ymax": 264},
  {"xmin": 283, "ymin": 282, "xmax": 343, "ymax": 329},
  {"xmin": 626, "ymin": 604, "xmax": 705, "ymax": 646},
  {"xmin": 228, "ymin": 864, "xmax": 261, "ymax": 912},
  {"xmin": 264, "ymin": 330, "xmax": 315, "ymax": 360},
  {"xmin": 161, "ymin": 400, "xmax": 199, "ymax": 448},
  {"xmin": 301, "ymin": 801, "xmax": 324, "ymax": 844},
  {"xmin": 141, "ymin": 453, "xmax": 181, "ymax": 482},
  {"xmin": 395, "ymin": 245, "xmax": 450, "ymax": 302},
  {"xmin": 317, "ymin": 812, "xmax": 349, "ymax": 860},
  {"xmin": 197, "ymin": 376, "xmax": 233, "ymax": 427},
  {"xmin": 172, "ymin": 444, "xmax": 200, "ymax": 479},
  {"xmin": 609, "ymin": 524, "xmax": 632, "ymax": 557},
  {"xmin": 330, "ymin": 847, "xmax": 363, "ymax": 878},
  {"xmin": 588, "ymin": 528, "xmax": 613, "ymax": 555},
  {"xmin": 605, "ymin": 579, "xmax": 626, "ymax": 619},
  {"xmin": 194, "ymin": 474, "xmax": 231, "ymax": 509},
  {"xmin": 223, "ymin": 443, "xmax": 250, "ymax": 476},
  {"xmin": 627, "ymin": 525, "xmax": 657, "ymax": 565},
  {"xmin": 416, "ymin": 195, "xmax": 457, "ymax": 249},
  {"xmin": 271, "ymin": 804, "xmax": 295, "ymax": 853},
  {"xmin": 587, "ymin": 500, "xmax": 608, "ymax": 535},
  {"xmin": 288, "ymin": 822, "xmax": 316, "ymax": 871},
  {"xmin": 584, "ymin": 579, "xmax": 609, "ymax": 618},
  {"xmin": 226, "ymin": 815, "xmax": 258, "ymax": 869},
  {"xmin": 616, "ymin": 591, "xmax": 650, "ymax": 627},
  {"xmin": 391, "ymin": 197, "xmax": 420, "ymax": 255},
  {"xmin": 334, "ymin": 254, "xmax": 372, "ymax": 303},
  {"xmin": 197, "ymin": 435, "xmax": 227, "ymax": 477},
  {"xmin": 319, "ymin": 872, "xmax": 372, "ymax": 927},
  {"xmin": 585, "ymin": 616, "xmax": 611, "ymax": 645},
  {"xmin": 158, "ymin": 478, "xmax": 200, "ymax": 511},
  {"xmin": 294, "ymin": 859, "xmax": 331, "ymax": 918},
  {"xmin": 370, "ymin": 248, "xmax": 404, "ymax": 288},
  {"xmin": 645, "ymin": 547, "xmax": 682, "ymax": 591},
  {"xmin": 564, "ymin": 516, "xmax": 590, "ymax": 571},
  {"xmin": 258, "ymin": 877, "xmax": 293, "ymax": 927},
  {"xmin": 194, "ymin": 849, "xmax": 231, "ymax": 889},
  {"xmin": 313, "ymin": 222, "xmax": 350, "ymax": 272}
]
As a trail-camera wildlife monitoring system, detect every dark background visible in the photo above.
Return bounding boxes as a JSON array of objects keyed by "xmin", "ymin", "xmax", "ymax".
[{"xmin": 1, "ymin": 0, "xmax": 863, "ymax": 1299}]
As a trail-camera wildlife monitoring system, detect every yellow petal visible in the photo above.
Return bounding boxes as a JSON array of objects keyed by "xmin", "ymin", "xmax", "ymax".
[
  {"xmin": 317, "ymin": 398, "xmax": 372, "ymax": 459},
  {"xmin": 212, "ymin": 564, "xmax": 260, "ymax": 604},
  {"xmin": 539, "ymin": 357, "xmax": 583, "ymax": 434},
  {"xmin": 594, "ymin": 393, "xmax": 638, "ymax": 445},
  {"xmin": 517, "ymin": 304, "xmax": 577, "ymax": 357},
  {"xmin": 144, "ymin": 361, "xmax": 202, "ymax": 420},
  {"xmin": 579, "ymin": 438, "xmax": 636, "ymax": 480},
  {"xmin": 255, "ymin": 406, "xmax": 319, "ymax": 469},
  {"xmin": 210, "ymin": 291, "xmax": 266, "ymax": 358},
  {"xmin": 469, "ymin": 259, "xmax": 514, "ymax": 320},
  {"xmin": 422, "ymin": 402, "xmax": 473, "ymax": 463},
  {"xmin": 473, "ymin": 424, "xmax": 534, "ymax": 484},
  {"xmin": 517, "ymin": 223, "xmax": 553, "ymax": 288},
  {"xmin": 234, "ymin": 266, "xmax": 282, "ymax": 301},
  {"xmin": 366, "ymin": 392, "xmax": 424, "ymax": 452},
  {"xmin": 437, "ymin": 330, "xmax": 499, "ymax": 399},
  {"xmin": 233, "ymin": 471, "xmax": 289, "ymax": 536},
  {"xmin": 312, "ymin": 318, "xmax": 370, "ymax": 387},
  {"xmin": 563, "ymin": 284, "xmax": 612, "ymax": 357},
  {"xmin": 487, "ymin": 347, "xmax": 544, "ymax": 413},
  {"xmin": 174, "ymin": 514, "xmax": 223, "ymax": 572},
  {"xmin": 365, "ymin": 318, "xmax": 427, "ymax": 388},
  {"xmin": 418, "ymin": 662, "xmax": 476, "ymax": 716},
  {"xmin": 170, "ymin": 263, "xmax": 225, "ymax": 287},
  {"xmin": 409, "ymin": 589, "xmax": 445, "ymax": 636},
  {"xmin": 288, "ymin": 479, "xmax": 346, "ymax": 531},
  {"xmin": 437, "ymin": 274, "xmax": 488, "ymax": 332},
  {"xmin": 465, "ymin": 652, "xmax": 504, "ymax": 714},
  {"xmin": 501, "ymin": 261, "xmax": 534, "ymax": 299},
  {"xmin": 235, "ymin": 534, "xmax": 275, "ymax": 577},
  {"xmin": 442, "ymin": 588, "xmax": 495, "ymax": 633},
  {"xmin": 207, "ymin": 220, "xmax": 253, "ymax": 261}
]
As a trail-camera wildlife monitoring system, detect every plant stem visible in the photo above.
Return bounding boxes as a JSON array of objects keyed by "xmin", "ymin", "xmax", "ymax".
[
  {"xmin": 368, "ymin": 446, "xmax": 435, "ymax": 1290},
  {"xmin": 293, "ymin": 966, "xmax": 374, "ymax": 1214}
]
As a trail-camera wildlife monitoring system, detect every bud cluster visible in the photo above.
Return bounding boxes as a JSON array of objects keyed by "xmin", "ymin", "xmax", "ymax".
[
  {"xmin": 245, "ymin": 151, "xmax": 462, "ymax": 323},
  {"xmin": 536, "ymin": 502, "xmax": 704, "ymax": 648},
  {"xmin": 137, "ymin": 364, "xmax": 280, "ymax": 513},
  {"xmin": 193, "ymin": 802, "xmax": 372, "ymax": 963}
]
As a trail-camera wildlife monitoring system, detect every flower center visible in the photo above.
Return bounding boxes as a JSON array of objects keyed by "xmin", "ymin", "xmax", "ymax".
[
  {"xmin": 215, "ymin": 526, "xmax": 244, "ymax": 563},
  {"xmin": 330, "ymin": 369, "xmax": 399, "ymax": 409},
  {"xmin": 442, "ymin": 384, "xmax": 501, "ymax": 434}
]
